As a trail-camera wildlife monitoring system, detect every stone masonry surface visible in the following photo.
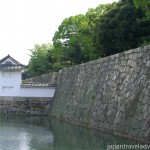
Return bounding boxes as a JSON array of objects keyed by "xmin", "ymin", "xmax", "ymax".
[
  {"xmin": 0, "ymin": 72, "xmax": 57, "ymax": 116},
  {"xmin": 0, "ymin": 97, "xmax": 52, "ymax": 116},
  {"xmin": 50, "ymin": 45, "xmax": 150, "ymax": 143},
  {"xmin": 25, "ymin": 72, "xmax": 58, "ymax": 84}
]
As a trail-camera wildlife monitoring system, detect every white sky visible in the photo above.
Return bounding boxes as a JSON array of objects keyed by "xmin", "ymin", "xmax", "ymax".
[{"xmin": 0, "ymin": 0, "xmax": 118, "ymax": 65}]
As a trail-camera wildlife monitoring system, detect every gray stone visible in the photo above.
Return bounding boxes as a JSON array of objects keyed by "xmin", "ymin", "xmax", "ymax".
[
  {"xmin": 0, "ymin": 97, "xmax": 51, "ymax": 116},
  {"xmin": 49, "ymin": 46, "xmax": 149, "ymax": 143},
  {"xmin": 2, "ymin": 45, "xmax": 149, "ymax": 143}
]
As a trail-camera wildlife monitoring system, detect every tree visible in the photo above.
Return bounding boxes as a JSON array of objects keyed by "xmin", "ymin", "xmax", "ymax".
[
  {"xmin": 96, "ymin": 0, "xmax": 149, "ymax": 56},
  {"xmin": 53, "ymin": 4, "xmax": 110, "ymax": 65},
  {"xmin": 24, "ymin": 1, "xmax": 150, "ymax": 79},
  {"xmin": 133, "ymin": 0, "xmax": 150, "ymax": 45},
  {"xmin": 53, "ymin": 14, "xmax": 93, "ymax": 65},
  {"xmin": 85, "ymin": 4, "xmax": 111, "ymax": 58},
  {"xmin": 28, "ymin": 43, "xmax": 54, "ymax": 76},
  {"xmin": 133, "ymin": 0, "xmax": 150, "ymax": 17}
]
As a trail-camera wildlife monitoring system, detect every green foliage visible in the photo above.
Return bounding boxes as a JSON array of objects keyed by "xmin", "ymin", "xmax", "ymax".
[
  {"xmin": 52, "ymin": 61, "xmax": 71, "ymax": 72},
  {"xmin": 22, "ymin": 70, "xmax": 32, "ymax": 80},
  {"xmin": 53, "ymin": 14, "xmax": 93, "ymax": 65},
  {"xmin": 58, "ymin": 112, "xmax": 63, "ymax": 120},
  {"xmin": 96, "ymin": 0, "xmax": 150, "ymax": 56},
  {"xmin": 27, "ymin": 43, "xmax": 55, "ymax": 77},
  {"xmin": 24, "ymin": 43, "xmax": 72, "ymax": 79},
  {"xmin": 52, "ymin": 5, "xmax": 109, "ymax": 65},
  {"xmin": 91, "ymin": 94, "xmax": 96, "ymax": 101},
  {"xmin": 21, "ymin": 80, "xmax": 27, "ymax": 84},
  {"xmin": 138, "ymin": 17, "xmax": 150, "ymax": 46},
  {"xmin": 25, "ymin": 1, "xmax": 149, "ymax": 77},
  {"xmin": 133, "ymin": 0, "xmax": 150, "ymax": 17}
]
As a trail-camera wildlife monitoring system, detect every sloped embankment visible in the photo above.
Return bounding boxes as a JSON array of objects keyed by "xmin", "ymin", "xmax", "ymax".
[{"xmin": 50, "ymin": 45, "xmax": 150, "ymax": 143}]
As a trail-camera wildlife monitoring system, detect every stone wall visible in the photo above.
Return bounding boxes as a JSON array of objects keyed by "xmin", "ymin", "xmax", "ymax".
[
  {"xmin": 25, "ymin": 72, "xmax": 58, "ymax": 84},
  {"xmin": 0, "ymin": 72, "xmax": 57, "ymax": 116},
  {"xmin": 50, "ymin": 45, "xmax": 150, "ymax": 143},
  {"xmin": 0, "ymin": 97, "xmax": 52, "ymax": 116}
]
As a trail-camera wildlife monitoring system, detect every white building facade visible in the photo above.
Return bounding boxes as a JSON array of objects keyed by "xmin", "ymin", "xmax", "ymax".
[{"xmin": 0, "ymin": 55, "xmax": 55, "ymax": 97}]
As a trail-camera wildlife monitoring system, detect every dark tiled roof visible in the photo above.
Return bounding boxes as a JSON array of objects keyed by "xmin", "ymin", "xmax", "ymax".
[
  {"xmin": 0, "ymin": 64, "xmax": 27, "ymax": 70},
  {"xmin": 21, "ymin": 82, "xmax": 57, "ymax": 88},
  {"xmin": 0, "ymin": 55, "xmax": 27, "ymax": 70}
]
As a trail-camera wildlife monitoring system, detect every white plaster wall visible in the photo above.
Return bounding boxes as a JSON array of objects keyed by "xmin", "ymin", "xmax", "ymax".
[
  {"xmin": 0, "ymin": 71, "xmax": 21, "ymax": 96},
  {"xmin": 0, "ymin": 70, "xmax": 56, "ymax": 97},
  {"xmin": 20, "ymin": 87, "xmax": 55, "ymax": 97}
]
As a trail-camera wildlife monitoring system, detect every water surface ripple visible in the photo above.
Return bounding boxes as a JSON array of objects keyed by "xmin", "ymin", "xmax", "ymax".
[{"xmin": 0, "ymin": 117, "xmax": 138, "ymax": 150}]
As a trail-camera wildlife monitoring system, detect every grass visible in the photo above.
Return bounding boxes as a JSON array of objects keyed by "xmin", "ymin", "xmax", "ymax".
[{"xmin": 58, "ymin": 112, "xmax": 63, "ymax": 120}]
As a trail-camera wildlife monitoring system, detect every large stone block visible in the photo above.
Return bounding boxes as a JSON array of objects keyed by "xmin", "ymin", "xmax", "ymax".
[{"xmin": 50, "ymin": 45, "xmax": 150, "ymax": 143}]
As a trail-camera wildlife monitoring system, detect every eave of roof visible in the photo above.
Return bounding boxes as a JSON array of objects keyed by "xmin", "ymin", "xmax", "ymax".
[
  {"xmin": 0, "ymin": 55, "xmax": 27, "ymax": 68},
  {"xmin": 20, "ymin": 82, "xmax": 57, "ymax": 88},
  {"xmin": 0, "ymin": 64, "xmax": 27, "ymax": 70}
]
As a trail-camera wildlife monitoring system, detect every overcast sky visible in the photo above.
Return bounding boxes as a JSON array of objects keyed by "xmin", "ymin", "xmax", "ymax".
[{"xmin": 0, "ymin": 0, "xmax": 118, "ymax": 65}]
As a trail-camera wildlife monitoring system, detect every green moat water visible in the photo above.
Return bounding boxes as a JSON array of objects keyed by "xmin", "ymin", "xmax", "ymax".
[{"xmin": 0, "ymin": 117, "xmax": 139, "ymax": 150}]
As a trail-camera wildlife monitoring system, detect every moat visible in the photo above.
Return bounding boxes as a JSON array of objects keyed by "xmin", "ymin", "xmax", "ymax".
[{"xmin": 0, "ymin": 116, "xmax": 139, "ymax": 150}]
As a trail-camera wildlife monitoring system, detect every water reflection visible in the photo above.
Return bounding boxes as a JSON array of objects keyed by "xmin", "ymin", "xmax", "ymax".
[
  {"xmin": 0, "ymin": 116, "xmax": 138, "ymax": 150},
  {"xmin": 0, "ymin": 117, "xmax": 53, "ymax": 150},
  {"xmin": 50, "ymin": 120, "xmax": 138, "ymax": 150}
]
